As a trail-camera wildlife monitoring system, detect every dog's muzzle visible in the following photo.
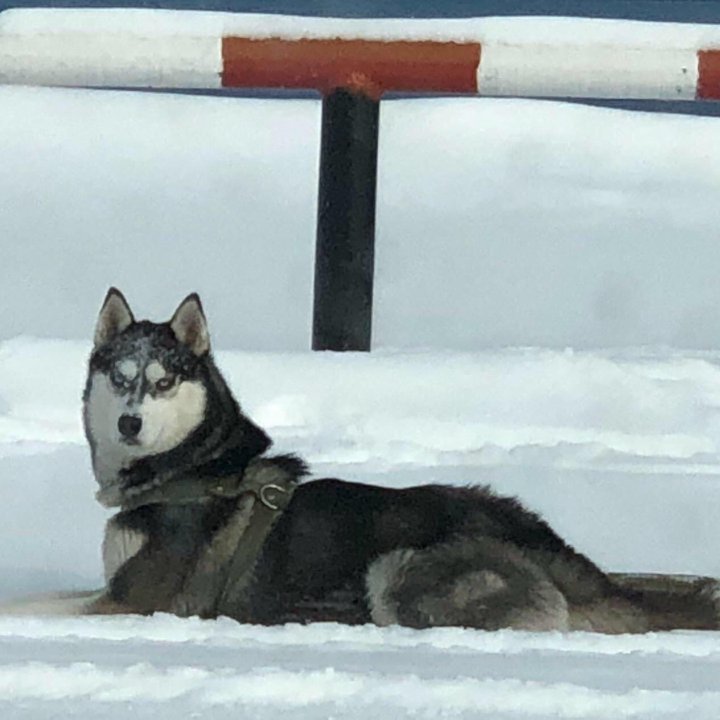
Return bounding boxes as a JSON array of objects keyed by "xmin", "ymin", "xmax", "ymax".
[{"xmin": 118, "ymin": 414, "xmax": 142, "ymax": 442}]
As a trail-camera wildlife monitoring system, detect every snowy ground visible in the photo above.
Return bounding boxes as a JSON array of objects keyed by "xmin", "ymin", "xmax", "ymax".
[{"xmin": 2, "ymin": 338, "xmax": 720, "ymax": 718}]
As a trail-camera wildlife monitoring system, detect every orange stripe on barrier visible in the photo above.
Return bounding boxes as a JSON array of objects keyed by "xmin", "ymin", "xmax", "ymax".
[
  {"xmin": 221, "ymin": 38, "xmax": 481, "ymax": 97},
  {"xmin": 697, "ymin": 50, "xmax": 720, "ymax": 99}
]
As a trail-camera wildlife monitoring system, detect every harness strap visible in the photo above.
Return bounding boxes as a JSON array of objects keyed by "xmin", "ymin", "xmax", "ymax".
[
  {"xmin": 120, "ymin": 459, "xmax": 295, "ymax": 511},
  {"xmin": 207, "ymin": 471, "xmax": 293, "ymax": 511},
  {"xmin": 213, "ymin": 461, "xmax": 297, "ymax": 615}
]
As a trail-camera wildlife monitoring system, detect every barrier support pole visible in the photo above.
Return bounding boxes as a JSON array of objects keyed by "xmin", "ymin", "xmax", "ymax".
[{"xmin": 312, "ymin": 87, "xmax": 379, "ymax": 352}]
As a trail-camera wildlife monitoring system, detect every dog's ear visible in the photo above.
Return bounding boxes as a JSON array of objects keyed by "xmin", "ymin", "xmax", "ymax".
[
  {"xmin": 170, "ymin": 293, "xmax": 210, "ymax": 356},
  {"xmin": 94, "ymin": 287, "xmax": 134, "ymax": 348}
]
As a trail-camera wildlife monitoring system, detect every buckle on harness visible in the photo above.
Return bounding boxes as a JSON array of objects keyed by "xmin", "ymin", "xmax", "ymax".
[{"xmin": 259, "ymin": 483, "xmax": 287, "ymax": 511}]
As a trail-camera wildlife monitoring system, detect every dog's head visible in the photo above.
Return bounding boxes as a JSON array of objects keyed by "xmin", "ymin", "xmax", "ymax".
[{"xmin": 83, "ymin": 288, "xmax": 211, "ymax": 491}]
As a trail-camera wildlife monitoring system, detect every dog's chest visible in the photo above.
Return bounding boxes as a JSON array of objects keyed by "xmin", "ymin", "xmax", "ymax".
[{"xmin": 103, "ymin": 501, "xmax": 261, "ymax": 618}]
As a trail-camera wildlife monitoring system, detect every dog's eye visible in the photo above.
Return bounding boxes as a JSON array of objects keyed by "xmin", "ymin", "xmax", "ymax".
[
  {"xmin": 110, "ymin": 372, "xmax": 127, "ymax": 389},
  {"xmin": 156, "ymin": 376, "xmax": 174, "ymax": 392}
]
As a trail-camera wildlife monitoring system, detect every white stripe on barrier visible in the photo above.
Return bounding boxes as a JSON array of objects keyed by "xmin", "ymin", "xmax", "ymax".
[
  {"xmin": 478, "ymin": 45, "xmax": 699, "ymax": 100},
  {"xmin": 0, "ymin": 34, "xmax": 221, "ymax": 88}
]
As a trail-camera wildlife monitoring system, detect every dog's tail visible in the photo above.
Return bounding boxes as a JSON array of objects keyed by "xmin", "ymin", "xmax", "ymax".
[{"xmin": 611, "ymin": 573, "xmax": 720, "ymax": 631}]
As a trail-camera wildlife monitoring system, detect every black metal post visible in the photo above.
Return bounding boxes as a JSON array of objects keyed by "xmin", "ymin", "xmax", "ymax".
[{"xmin": 312, "ymin": 88, "xmax": 379, "ymax": 351}]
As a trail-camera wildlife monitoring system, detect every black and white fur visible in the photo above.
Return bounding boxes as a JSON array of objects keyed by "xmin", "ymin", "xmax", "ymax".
[{"xmin": 79, "ymin": 289, "xmax": 720, "ymax": 632}]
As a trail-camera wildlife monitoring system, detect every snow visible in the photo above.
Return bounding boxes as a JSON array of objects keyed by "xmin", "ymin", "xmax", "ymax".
[
  {"xmin": 3, "ymin": 339, "xmax": 720, "ymax": 717},
  {"xmin": 3, "ymin": 12, "xmax": 720, "ymax": 714},
  {"xmin": 2, "ymin": 616, "xmax": 720, "ymax": 719},
  {"xmin": 2, "ymin": 617, "xmax": 720, "ymax": 719},
  {"xmin": 5, "ymin": 7, "xmax": 720, "ymax": 46},
  {"xmin": 3, "ymin": 86, "xmax": 720, "ymax": 348}
]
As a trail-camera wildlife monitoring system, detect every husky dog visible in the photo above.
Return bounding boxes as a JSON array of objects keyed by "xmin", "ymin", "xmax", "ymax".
[{"xmin": 79, "ymin": 288, "xmax": 720, "ymax": 632}]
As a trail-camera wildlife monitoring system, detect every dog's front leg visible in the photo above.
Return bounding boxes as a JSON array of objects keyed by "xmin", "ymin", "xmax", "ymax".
[
  {"xmin": 83, "ymin": 590, "xmax": 139, "ymax": 615},
  {"xmin": 0, "ymin": 589, "xmax": 108, "ymax": 616}
]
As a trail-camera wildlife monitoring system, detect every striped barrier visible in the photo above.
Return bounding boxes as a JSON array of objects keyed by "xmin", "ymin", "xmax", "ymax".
[
  {"xmin": 0, "ymin": 10, "xmax": 719, "ymax": 99},
  {"xmin": 2, "ymin": 9, "xmax": 720, "ymax": 350}
]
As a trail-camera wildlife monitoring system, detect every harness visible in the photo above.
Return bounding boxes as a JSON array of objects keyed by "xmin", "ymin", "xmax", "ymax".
[
  {"xmin": 117, "ymin": 456, "xmax": 298, "ymax": 617},
  {"xmin": 119, "ymin": 465, "xmax": 295, "ymax": 511}
]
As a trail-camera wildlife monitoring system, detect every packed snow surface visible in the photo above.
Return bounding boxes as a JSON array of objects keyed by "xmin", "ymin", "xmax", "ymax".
[{"xmin": 2, "ymin": 338, "xmax": 720, "ymax": 718}]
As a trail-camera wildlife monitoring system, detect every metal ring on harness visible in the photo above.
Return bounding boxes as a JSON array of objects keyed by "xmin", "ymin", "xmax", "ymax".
[{"xmin": 259, "ymin": 483, "xmax": 287, "ymax": 511}]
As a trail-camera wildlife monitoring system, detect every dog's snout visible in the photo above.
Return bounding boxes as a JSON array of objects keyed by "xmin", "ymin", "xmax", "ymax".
[{"xmin": 118, "ymin": 414, "xmax": 142, "ymax": 439}]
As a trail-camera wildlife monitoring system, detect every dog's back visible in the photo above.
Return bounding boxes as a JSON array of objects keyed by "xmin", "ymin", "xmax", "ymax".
[{"xmin": 241, "ymin": 478, "xmax": 605, "ymax": 627}]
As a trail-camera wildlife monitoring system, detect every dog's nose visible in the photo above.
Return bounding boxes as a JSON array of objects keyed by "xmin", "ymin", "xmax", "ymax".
[{"xmin": 118, "ymin": 414, "xmax": 142, "ymax": 439}]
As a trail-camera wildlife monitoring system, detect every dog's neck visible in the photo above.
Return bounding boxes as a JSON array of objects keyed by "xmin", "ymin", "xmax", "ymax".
[
  {"xmin": 118, "ymin": 453, "xmax": 306, "ymax": 513},
  {"xmin": 98, "ymin": 431, "xmax": 272, "ymax": 510}
]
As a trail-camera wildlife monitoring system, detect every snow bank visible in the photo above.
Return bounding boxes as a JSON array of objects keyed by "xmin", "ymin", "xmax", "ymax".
[
  {"xmin": 4, "ymin": 613, "xmax": 720, "ymax": 658},
  {"xmin": 2, "ymin": 615, "xmax": 720, "ymax": 718},
  {"xmin": 6, "ymin": 337, "xmax": 720, "ymax": 465},
  {"xmin": 2, "ymin": 86, "xmax": 720, "ymax": 349},
  {"xmin": 3, "ymin": 661, "xmax": 720, "ymax": 717}
]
